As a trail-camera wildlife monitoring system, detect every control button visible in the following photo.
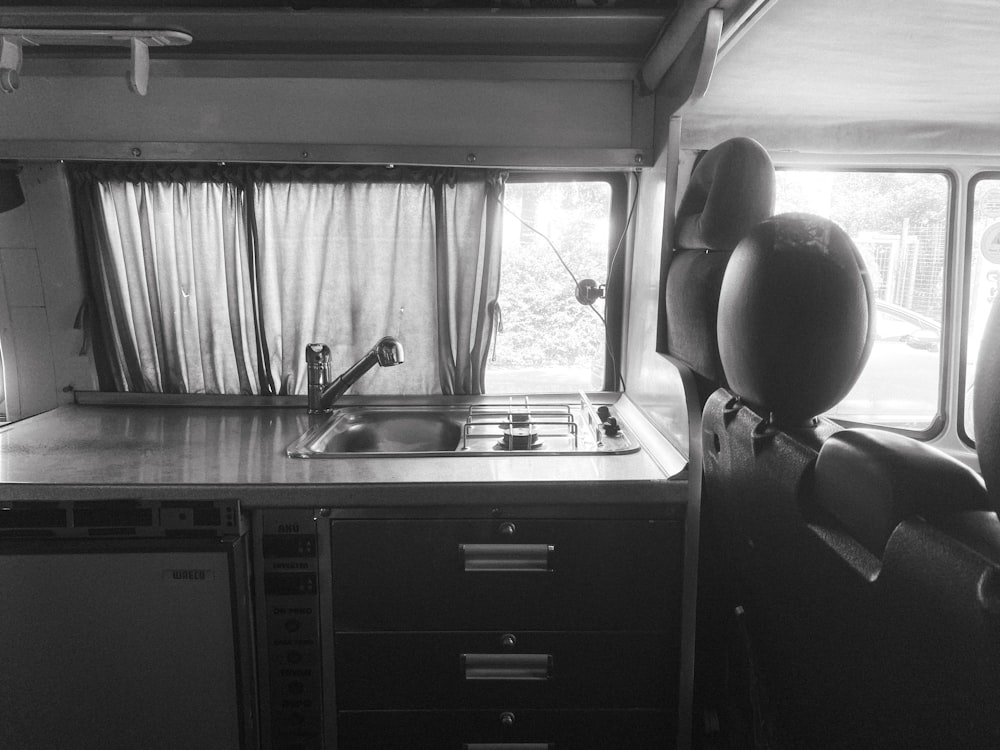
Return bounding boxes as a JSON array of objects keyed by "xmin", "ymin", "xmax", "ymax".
[
  {"xmin": 498, "ymin": 522, "xmax": 516, "ymax": 536},
  {"xmin": 500, "ymin": 711, "xmax": 515, "ymax": 728},
  {"xmin": 500, "ymin": 633, "xmax": 517, "ymax": 649},
  {"xmin": 286, "ymin": 650, "xmax": 303, "ymax": 664},
  {"xmin": 284, "ymin": 619, "xmax": 302, "ymax": 633},
  {"xmin": 264, "ymin": 573, "xmax": 317, "ymax": 596},
  {"xmin": 287, "ymin": 681, "xmax": 305, "ymax": 695}
]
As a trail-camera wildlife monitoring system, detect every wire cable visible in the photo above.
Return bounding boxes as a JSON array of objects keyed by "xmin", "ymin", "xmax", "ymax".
[{"xmin": 497, "ymin": 196, "xmax": 588, "ymax": 305}]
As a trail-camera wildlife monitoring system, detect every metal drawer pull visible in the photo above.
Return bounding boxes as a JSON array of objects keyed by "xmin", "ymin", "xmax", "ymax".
[
  {"xmin": 462, "ymin": 653, "xmax": 552, "ymax": 681},
  {"xmin": 460, "ymin": 544, "xmax": 553, "ymax": 572},
  {"xmin": 463, "ymin": 744, "xmax": 552, "ymax": 750}
]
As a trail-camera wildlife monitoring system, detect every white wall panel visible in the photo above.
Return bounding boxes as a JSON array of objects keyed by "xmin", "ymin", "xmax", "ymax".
[
  {"xmin": 622, "ymin": 139, "xmax": 689, "ymax": 456},
  {"xmin": 0, "ymin": 164, "xmax": 95, "ymax": 421}
]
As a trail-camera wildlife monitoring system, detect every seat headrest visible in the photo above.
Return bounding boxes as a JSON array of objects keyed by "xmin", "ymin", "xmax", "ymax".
[
  {"xmin": 675, "ymin": 136, "xmax": 775, "ymax": 252},
  {"xmin": 974, "ymin": 297, "xmax": 1000, "ymax": 511},
  {"xmin": 717, "ymin": 213, "xmax": 875, "ymax": 425},
  {"xmin": 663, "ymin": 137, "xmax": 775, "ymax": 386}
]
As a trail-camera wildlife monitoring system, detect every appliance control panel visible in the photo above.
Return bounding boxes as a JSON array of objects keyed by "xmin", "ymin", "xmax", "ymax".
[
  {"xmin": 0, "ymin": 498, "xmax": 241, "ymax": 538},
  {"xmin": 255, "ymin": 510, "xmax": 324, "ymax": 750}
]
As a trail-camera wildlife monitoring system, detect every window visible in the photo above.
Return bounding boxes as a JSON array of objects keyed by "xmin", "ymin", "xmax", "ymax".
[
  {"xmin": 73, "ymin": 166, "xmax": 621, "ymax": 398},
  {"xmin": 487, "ymin": 177, "xmax": 617, "ymax": 394},
  {"xmin": 775, "ymin": 170, "xmax": 951, "ymax": 431},
  {"xmin": 962, "ymin": 175, "xmax": 1000, "ymax": 442}
]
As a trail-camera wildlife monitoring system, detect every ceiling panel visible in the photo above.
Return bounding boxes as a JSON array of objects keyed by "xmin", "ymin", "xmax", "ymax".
[{"xmin": 684, "ymin": 0, "xmax": 1000, "ymax": 154}]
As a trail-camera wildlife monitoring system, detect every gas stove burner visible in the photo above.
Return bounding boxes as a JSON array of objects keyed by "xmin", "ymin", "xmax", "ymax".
[
  {"xmin": 496, "ymin": 419, "xmax": 543, "ymax": 451},
  {"xmin": 466, "ymin": 400, "xmax": 575, "ymax": 452},
  {"xmin": 460, "ymin": 397, "xmax": 638, "ymax": 455}
]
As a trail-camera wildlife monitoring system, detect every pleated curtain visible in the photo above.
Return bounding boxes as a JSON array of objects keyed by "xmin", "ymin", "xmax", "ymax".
[{"xmin": 70, "ymin": 164, "xmax": 504, "ymax": 396}]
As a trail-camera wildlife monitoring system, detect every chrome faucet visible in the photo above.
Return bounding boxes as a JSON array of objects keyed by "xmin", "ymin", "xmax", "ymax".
[{"xmin": 306, "ymin": 336, "xmax": 404, "ymax": 414}]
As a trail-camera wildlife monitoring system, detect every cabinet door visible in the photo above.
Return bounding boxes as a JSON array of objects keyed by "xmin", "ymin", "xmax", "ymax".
[
  {"xmin": 335, "ymin": 631, "xmax": 675, "ymax": 709},
  {"xmin": 331, "ymin": 519, "xmax": 682, "ymax": 631},
  {"xmin": 337, "ymin": 709, "xmax": 673, "ymax": 750},
  {"xmin": 0, "ymin": 543, "xmax": 251, "ymax": 750}
]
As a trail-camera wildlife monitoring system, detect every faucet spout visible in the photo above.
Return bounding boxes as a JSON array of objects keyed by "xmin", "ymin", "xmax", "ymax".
[{"xmin": 306, "ymin": 336, "xmax": 404, "ymax": 414}]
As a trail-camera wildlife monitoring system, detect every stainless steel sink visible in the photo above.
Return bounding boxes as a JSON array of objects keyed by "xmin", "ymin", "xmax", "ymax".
[{"xmin": 287, "ymin": 406, "xmax": 466, "ymax": 457}]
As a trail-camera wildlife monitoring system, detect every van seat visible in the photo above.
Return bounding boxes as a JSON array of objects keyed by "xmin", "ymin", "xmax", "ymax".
[
  {"xmin": 814, "ymin": 428, "xmax": 987, "ymax": 556},
  {"xmin": 664, "ymin": 136, "xmax": 774, "ymax": 394},
  {"xmin": 703, "ymin": 209, "xmax": 1000, "ymax": 747}
]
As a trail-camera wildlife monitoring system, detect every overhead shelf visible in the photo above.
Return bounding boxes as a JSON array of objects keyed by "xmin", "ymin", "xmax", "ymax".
[{"xmin": 0, "ymin": 28, "xmax": 192, "ymax": 95}]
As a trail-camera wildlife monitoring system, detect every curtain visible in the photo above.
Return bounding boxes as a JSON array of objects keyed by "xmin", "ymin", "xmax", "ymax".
[
  {"xmin": 437, "ymin": 172, "xmax": 505, "ymax": 394},
  {"xmin": 72, "ymin": 166, "xmax": 259, "ymax": 394},
  {"xmin": 254, "ymin": 174, "xmax": 440, "ymax": 395},
  {"xmin": 73, "ymin": 164, "xmax": 505, "ymax": 397},
  {"xmin": 253, "ymin": 166, "xmax": 504, "ymax": 396}
]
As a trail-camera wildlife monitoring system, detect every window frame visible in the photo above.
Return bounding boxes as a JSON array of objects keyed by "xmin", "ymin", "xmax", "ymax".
[
  {"xmin": 958, "ymin": 170, "xmax": 1000, "ymax": 447},
  {"xmin": 500, "ymin": 170, "xmax": 629, "ymax": 393},
  {"xmin": 773, "ymin": 165, "xmax": 957, "ymax": 440}
]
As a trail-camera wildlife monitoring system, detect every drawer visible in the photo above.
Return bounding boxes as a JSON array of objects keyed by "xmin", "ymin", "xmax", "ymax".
[
  {"xmin": 335, "ymin": 631, "xmax": 676, "ymax": 709},
  {"xmin": 330, "ymin": 519, "xmax": 682, "ymax": 631},
  {"xmin": 337, "ymin": 709, "xmax": 673, "ymax": 750}
]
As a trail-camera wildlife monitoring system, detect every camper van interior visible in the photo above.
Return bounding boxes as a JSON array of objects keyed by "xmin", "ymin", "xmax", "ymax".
[{"xmin": 1, "ymin": 0, "xmax": 999, "ymax": 748}]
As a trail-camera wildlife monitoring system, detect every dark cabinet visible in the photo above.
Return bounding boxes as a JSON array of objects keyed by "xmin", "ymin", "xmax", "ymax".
[
  {"xmin": 335, "ymin": 631, "xmax": 674, "ymax": 710},
  {"xmin": 330, "ymin": 518, "xmax": 682, "ymax": 749},
  {"xmin": 331, "ymin": 519, "xmax": 682, "ymax": 631},
  {"xmin": 337, "ymin": 709, "xmax": 671, "ymax": 750}
]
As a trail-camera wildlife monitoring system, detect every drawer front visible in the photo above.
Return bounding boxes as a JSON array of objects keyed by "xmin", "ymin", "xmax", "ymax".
[
  {"xmin": 331, "ymin": 519, "xmax": 682, "ymax": 631},
  {"xmin": 335, "ymin": 631, "xmax": 676, "ymax": 709},
  {"xmin": 337, "ymin": 709, "xmax": 673, "ymax": 750}
]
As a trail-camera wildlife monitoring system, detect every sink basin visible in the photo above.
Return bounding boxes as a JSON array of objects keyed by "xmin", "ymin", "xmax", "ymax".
[{"xmin": 287, "ymin": 406, "xmax": 466, "ymax": 457}]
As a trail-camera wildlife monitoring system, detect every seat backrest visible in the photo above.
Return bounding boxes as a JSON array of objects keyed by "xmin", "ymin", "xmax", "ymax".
[
  {"xmin": 703, "ymin": 211, "xmax": 999, "ymax": 747},
  {"xmin": 975, "ymin": 291, "xmax": 1000, "ymax": 501},
  {"xmin": 663, "ymin": 136, "xmax": 774, "ymax": 402},
  {"xmin": 812, "ymin": 425, "xmax": 997, "ymax": 748},
  {"xmin": 700, "ymin": 212, "xmax": 875, "ymax": 744},
  {"xmin": 668, "ymin": 139, "xmax": 775, "ymax": 740}
]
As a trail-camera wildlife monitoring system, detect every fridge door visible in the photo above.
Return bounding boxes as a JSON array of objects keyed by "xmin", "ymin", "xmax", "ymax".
[{"xmin": 0, "ymin": 537, "xmax": 254, "ymax": 750}]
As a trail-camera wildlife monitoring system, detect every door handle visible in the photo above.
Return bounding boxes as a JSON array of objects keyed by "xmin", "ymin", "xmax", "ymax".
[
  {"xmin": 460, "ymin": 544, "xmax": 553, "ymax": 572},
  {"xmin": 462, "ymin": 653, "xmax": 552, "ymax": 681}
]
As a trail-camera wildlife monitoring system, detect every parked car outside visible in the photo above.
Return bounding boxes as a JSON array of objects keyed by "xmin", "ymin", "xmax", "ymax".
[{"xmin": 828, "ymin": 300, "xmax": 942, "ymax": 429}]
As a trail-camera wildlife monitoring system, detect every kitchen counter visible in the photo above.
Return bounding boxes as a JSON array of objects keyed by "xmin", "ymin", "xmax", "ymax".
[{"xmin": 0, "ymin": 394, "xmax": 687, "ymax": 512}]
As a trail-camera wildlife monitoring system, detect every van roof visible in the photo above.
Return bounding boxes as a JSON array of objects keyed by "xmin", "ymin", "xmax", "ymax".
[{"xmin": 685, "ymin": 0, "xmax": 1000, "ymax": 155}]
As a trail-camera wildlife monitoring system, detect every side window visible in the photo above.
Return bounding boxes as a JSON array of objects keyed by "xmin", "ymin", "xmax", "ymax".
[
  {"xmin": 487, "ymin": 178, "xmax": 615, "ymax": 394},
  {"xmin": 962, "ymin": 176, "xmax": 1000, "ymax": 441},
  {"xmin": 75, "ymin": 166, "xmax": 620, "ymax": 398},
  {"xmin": 775, "ymin": 170, "xmax": 950, "ymax": 432}
]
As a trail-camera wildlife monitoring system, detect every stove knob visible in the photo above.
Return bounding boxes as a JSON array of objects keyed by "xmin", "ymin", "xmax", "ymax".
[
  {"xmin": 500, "ymin": 711, "xmax": 516, "ymax": 728},
  {"xmin": 498, "ymin": 521, "xmax": 516, "ymax": 536}
]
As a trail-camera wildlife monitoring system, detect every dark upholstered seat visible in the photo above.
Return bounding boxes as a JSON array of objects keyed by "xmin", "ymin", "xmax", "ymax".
[
  {"xmin": 701, "ymin": 212, "xmax": 999, "ymax": 748},
  {"xmin": 663, "ymin": 136, "xmax": 774, "ymax": 398},
  {"xmin": 813, "ymin": 428, "xmax": 986, "ymax": 557},
  {"xmin": 701, "ymin": 213, "xmax": 878, "ymax": 745},
  {"xmin": 664, "ymin": 139, "xmax": 776, "ymax": 739}
]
